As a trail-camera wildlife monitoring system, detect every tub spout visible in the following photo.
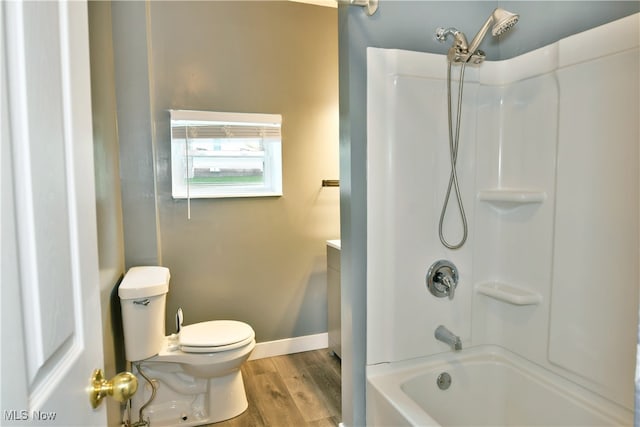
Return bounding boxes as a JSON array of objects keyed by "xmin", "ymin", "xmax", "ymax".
[{"xmin": 435, "ymin": 325, "xmax": 462, "ymax": 351}]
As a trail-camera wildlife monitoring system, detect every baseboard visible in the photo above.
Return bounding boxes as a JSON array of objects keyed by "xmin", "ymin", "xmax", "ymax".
[{"xmin": 248, "ymin": 332, "xmax": 328, "ymax": 360}]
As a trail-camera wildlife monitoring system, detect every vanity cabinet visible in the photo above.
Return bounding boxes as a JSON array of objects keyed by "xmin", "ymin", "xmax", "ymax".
[{"xmin": 327, "ymin": 240, "xmax": 341, "ymax": 358}]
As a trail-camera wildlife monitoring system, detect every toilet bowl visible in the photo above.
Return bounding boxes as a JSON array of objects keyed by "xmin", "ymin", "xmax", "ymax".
[{"xmin": 119, "ymin": 266, "xmax": 255, "ymax": 427}]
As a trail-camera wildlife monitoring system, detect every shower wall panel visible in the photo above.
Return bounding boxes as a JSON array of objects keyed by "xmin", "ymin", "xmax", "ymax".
[
  {"xmin": 367, "ymin": 12, "xmax": 639, "ymax": 412},
  {"xmin": 550, "ymin": 46, "xmax": 639, "ymax": 410},
  {"xmin": 367, "ymin": 51, "xmax": 478, "ymax": 364},
  {"xmin": 472, "ymin": 70, "xmax": 559, "ymax": 363}
]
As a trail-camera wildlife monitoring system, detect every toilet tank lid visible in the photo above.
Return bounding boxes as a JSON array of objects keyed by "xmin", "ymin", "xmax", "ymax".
[{"xmin": 119, "ymin": 266, "xmax": 170, "ymax": 299}]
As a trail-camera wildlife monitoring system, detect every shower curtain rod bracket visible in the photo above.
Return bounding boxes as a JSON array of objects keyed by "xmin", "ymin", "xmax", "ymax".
[{"xmin": 339, "ymin": 0, "xmax": 378, "ymax": 16}]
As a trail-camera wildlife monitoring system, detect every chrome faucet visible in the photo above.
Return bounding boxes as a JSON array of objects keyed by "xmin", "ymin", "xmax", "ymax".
[
  {"xmin": 426, "ymin": 260, "xmax": 458, "ymax": 300},
  {"xmin": 435, "ymin": 325, "xmax": 462, "ymax": 351}
]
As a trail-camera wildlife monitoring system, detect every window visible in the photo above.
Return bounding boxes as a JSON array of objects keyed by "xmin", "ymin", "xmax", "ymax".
[{"xmin": 170, "ymin": 110, "xmax": 282, "ymax": 199}]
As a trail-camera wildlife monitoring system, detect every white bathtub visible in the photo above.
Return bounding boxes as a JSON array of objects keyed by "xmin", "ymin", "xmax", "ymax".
[{"xmin": 367, "ymin": 346, "xmax": 632, "ymax": 426}]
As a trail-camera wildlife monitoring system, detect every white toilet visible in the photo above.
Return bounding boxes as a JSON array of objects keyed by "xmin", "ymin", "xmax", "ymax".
[{"xmin": 119, "ymin": 266, "xmax": 255, "ymax": 427}]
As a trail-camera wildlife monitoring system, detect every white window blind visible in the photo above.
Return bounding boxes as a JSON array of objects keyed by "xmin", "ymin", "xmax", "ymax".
[{"xmin": 169, "ymin": 110, "xmax": 283, "ymax": 206}]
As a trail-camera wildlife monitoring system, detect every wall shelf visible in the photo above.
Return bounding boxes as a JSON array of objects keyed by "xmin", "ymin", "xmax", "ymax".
[
  {"xmin": 478, "ymin": 189, "xmax": 546, "ymax": 210},
  {"xmin": 475, "ymin": 282, "xmax": 542, "ymax": 306}
]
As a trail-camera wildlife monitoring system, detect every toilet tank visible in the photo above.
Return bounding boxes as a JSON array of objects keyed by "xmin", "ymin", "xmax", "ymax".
[{"xmin": 119, "ymin": 266, "xmax": 170, "ymax": 362}]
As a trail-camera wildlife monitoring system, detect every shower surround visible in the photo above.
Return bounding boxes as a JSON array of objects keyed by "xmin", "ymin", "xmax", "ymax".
[{"xmin": 366, "ymin": 13, "xmax": 639, "ymax": 425}]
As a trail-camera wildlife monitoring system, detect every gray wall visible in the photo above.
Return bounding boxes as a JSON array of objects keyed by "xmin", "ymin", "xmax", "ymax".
[
  {"xmin": 111, "ymin": 1, "xmax": 162, "ymax": 268},
  {"xmin": 87, "ymin": 2, "xmax": 126, "ymax": 425},
  {"xmin": 111, "ymin": 1, "xmax": 340, "ymax": 342},
  {"xmin": 338, "ymin": 1, "xmax": 639, "ymax": 425}
]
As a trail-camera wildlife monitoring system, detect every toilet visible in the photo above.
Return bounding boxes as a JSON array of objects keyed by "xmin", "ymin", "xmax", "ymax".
[{"xmin": 119, "ymin": 266, "xmax": 255, "ymax": 427}]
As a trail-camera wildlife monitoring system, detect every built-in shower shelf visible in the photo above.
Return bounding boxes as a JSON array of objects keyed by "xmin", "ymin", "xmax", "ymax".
[
  {"xmin": 478, "ymin": 189, "xmax": 546, "ymax": 210},
  {"xmin": 475, "ymin": 282, "xmax": 542, "ymax": 306}
]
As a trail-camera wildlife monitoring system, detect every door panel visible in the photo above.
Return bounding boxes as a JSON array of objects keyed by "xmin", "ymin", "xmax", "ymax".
[{"xmin": 1, "ymin": 1, "xmax": 107, "ymax": 424}]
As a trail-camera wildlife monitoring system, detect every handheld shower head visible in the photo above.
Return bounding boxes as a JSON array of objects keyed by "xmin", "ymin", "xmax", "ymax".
[
  {"xmin": 467, "ymin": 8, "xmax": 519, "ymax": 59},
  {"xmin": 491, "ymin": 8, "xmax": 519, "ymax": 36}
]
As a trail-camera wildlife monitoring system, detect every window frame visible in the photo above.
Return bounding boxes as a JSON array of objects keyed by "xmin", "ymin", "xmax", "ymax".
[{"xmin": 169, "ymin": 110, "xmax": 283, "ymax": 199}]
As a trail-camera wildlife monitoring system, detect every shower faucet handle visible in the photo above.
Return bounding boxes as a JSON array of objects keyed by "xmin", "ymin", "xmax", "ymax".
[
  {"xmin": 426, "ymin": 260, "xmax": 459, "ymax": 300},
  {"xmin": 441, "ymin": 274, "xmax": 456, "ymax": 300}
]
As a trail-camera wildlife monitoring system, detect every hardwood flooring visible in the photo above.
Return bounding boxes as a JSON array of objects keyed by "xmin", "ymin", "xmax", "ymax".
[{"xmin": 209, "ymin": 349, "xmax": 342, "ymax": 427}]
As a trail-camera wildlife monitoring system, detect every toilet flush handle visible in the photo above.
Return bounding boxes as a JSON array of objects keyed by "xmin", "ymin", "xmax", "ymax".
[{"xmin": 176, "ymin": 307, "xmax": 184, "ymax": 333}]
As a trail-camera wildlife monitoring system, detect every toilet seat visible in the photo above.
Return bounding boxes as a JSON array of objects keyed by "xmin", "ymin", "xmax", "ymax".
[{"xmin": 179, "ymin": 320, "xmax": 255, "ymax": 353}]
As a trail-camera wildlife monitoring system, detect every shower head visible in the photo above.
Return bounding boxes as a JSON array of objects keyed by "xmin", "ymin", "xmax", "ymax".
[
  {"xmin": 467, "ymin": 8, "xmax": 519, "ymax": 58},
  {"xmin": 491, "ymin": 8, "xmax": 519, "ymax": 36}
]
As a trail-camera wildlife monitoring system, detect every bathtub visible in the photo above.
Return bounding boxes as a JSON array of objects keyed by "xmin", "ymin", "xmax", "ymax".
[{"xmin": 367, "ymin": 346, "xmax": 632, "ymax": 426}]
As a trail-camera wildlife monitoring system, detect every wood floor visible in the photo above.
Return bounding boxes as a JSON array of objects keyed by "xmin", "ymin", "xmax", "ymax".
[{"xmin": 209, "ymin": 349, "xmax": 342, "ymax": 426}]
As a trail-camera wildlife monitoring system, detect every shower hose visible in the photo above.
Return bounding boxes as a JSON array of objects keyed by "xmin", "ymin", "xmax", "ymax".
[{"xmin": 438, "ymin": 59, "xmax": 468, "ymax": 250}]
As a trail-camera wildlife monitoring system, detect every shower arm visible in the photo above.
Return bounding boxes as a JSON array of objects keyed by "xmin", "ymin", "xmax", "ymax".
[{"xmin": 436, "ymin": 27, "xmax": 487, "ymax": 65}]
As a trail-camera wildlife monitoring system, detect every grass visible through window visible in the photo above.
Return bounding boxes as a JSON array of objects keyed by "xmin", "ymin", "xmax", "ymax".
[{"xmin": 188, "ymin": 175, "xmax": 263, "ymax": 185}]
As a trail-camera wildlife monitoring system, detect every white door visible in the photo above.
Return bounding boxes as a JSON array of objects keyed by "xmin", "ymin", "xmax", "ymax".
[{"xmin": 1, "ymin": 1, "xmax": 108, "ymax": 425}]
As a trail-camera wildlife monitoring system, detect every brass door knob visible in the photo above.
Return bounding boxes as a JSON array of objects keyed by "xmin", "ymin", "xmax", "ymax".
[{"xmin": 88, "ymin": 369, "xmax": 138, "ymax": 409}]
